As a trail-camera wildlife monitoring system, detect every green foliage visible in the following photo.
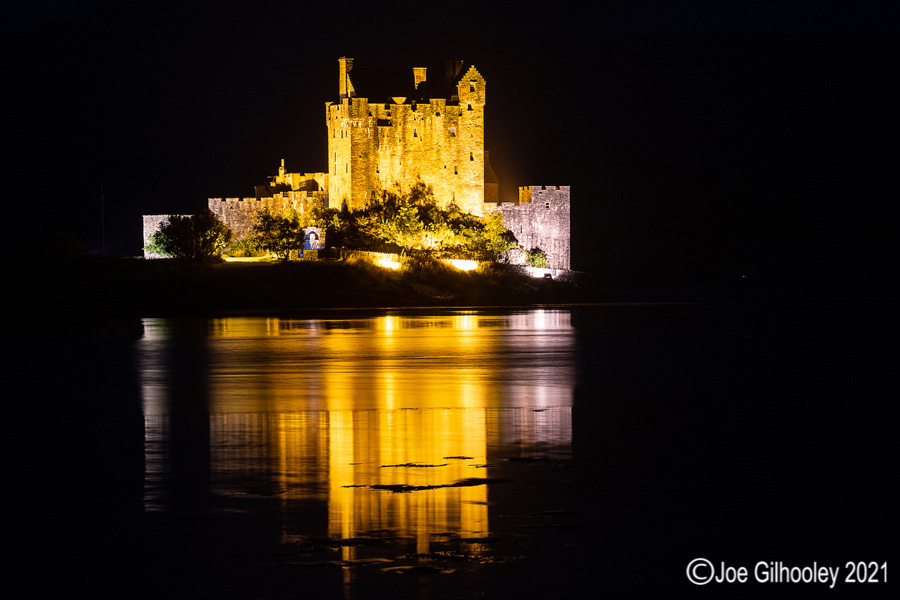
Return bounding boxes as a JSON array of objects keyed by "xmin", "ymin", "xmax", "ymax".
[
  {"xmin": 225, "ymin": 238, "xmax": 265, "ymax": 257},
  {"xmin": 350, "ymin": 181, "xmax": 516, "ymax": 260},
  {"xmin": 527, "ymin": 247, "xmax": 548, "ymax": 268},
  {"xmin": 148, "ymin": 210, "xmax": 234, "ymax": 260},
  {"xmin": 251, "ymin": 209, "xmax": 306, "ymax": 261},
  {"xmin": 479, "ymin": 213, "xmax": 516, "ymax": 259},
  {"xmin": 143, "ymin": 236, "xmax": 168, "ymax": 257},
  {"xmin": 310, "ymin": 206, "xmax": 374, "ymax": 251},
  {"xmin": 261, "ymin": 185, "xmax": 515, "ymax": 261}
]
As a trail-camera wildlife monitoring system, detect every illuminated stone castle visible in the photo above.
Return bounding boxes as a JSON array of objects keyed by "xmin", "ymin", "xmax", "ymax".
[
  {"xmin": 327, "ymin": 57, "xmax": 494, "ymax": 215},
  {"xmin": 200, "ymin": 57, "xmax": 571, "ymax": 269}
]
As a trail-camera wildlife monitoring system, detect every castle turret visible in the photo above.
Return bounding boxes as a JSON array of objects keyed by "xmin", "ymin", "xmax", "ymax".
[{"xmin": 326, "ymin": 57, "xmax": 489, "ymax": 215}]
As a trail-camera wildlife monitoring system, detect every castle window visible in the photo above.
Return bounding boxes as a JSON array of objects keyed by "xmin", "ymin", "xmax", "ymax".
[
  {"xmin": 469, "ymin": 152, "xmax": 474, "ymax": 161},
  {"xmin": 449, "ymin": 127, "xmax": 456, "ymax": 137},
  {"xmin": 413, "ymin": 128, "xmax": 417, "ymax": 137},
  {"xmin": 454, "ymin": 166, "xmax": 458, "ymax": 175},
  {"xmin": 467, "ymin": 104, "xmax": 472, "ymax": 111},
  {"xmin": 469, "ymin": 82, "xmax": 475, "ymax": 92},
  {"xmin": 545, "ymin": 202, "xmax": 551, "ymax": 209}
]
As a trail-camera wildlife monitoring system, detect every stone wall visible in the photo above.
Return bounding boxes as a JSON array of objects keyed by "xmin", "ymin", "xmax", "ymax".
[
  {"xmin": 486, "ymin": 186, "xmax": 571, "ymax": 270},
  {"xmin": 208, "ymin": 193, "xmax": 327, "ymax": 239},
  {"xmin": 327, "ymin": 60, "xmax": 486, "ymax": 215},
  {"xmin": 143, "ymin": 211, "xmax": 325, "ymax": 259},
  {"xmin": 142, "ymin": 214, "xmax": 189, "ymax": 259}
]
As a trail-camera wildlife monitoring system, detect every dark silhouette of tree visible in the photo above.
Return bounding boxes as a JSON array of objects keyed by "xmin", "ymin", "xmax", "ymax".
[{"xmin": 251, "ymin": 210, "xmax": 307, "ymax": 261}]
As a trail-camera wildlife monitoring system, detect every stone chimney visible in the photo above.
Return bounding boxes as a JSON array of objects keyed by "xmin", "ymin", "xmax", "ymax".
[
  {"xmin": 339, "ymin": 57, "xmax": 355, "ymax": 99},
  {"xmin": 413, "ymin": 67, "xmax": 427, "ymax": 89}
]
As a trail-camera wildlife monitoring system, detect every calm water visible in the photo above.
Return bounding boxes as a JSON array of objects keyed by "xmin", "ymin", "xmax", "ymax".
[
  {"xmin": 9, "ymin": 304, "xmax": 897, "ymax": 599},
  {"xmin": 133, "ymin": 311, "xmax": 580, "ymax": 597}
]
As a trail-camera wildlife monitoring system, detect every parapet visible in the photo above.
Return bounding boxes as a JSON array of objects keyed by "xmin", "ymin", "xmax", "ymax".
[
  {"xmin": 208, "ymin": 194, "xmax": 327, "ymax": 242},
  {"xmin": 518, "ymin": 185, "xmax": 570, "ymax": 204}
]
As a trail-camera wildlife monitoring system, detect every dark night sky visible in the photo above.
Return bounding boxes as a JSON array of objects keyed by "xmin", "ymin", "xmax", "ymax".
[{"xmin": 3, "ymin": 1, "xmax": 898, "ymax": 286}]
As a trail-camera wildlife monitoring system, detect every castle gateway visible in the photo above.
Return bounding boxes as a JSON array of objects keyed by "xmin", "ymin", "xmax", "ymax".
[{"xmin": 199, "ymin": 57, "xmax": 570, "ymax": 269}]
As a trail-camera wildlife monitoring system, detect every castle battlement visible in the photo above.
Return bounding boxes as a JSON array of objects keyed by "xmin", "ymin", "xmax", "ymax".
[
  {"xmin": 327, "ymin": 57, "xmax": 489, "ymax": 214},
  {"xmin": 208, "ymin": 186, "xmax": 328, "ymax": 239}
]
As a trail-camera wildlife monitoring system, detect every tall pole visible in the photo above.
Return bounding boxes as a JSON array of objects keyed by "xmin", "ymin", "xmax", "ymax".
[{"xmin": 100, "ymin": 184, "xmax": 106, "ymax": 253}]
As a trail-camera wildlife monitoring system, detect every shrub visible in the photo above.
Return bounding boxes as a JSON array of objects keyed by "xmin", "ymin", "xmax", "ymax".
[
  {"xmin": 527, "ymin": 247, "xmax": 548, "ymax": 269},
  {"xmin": 251, "ymin": 210, "xmax": 306, "ymax": 261},
  {"xmin": 147, "ymin": 210, "xmax": 234, "ymax": 260},
  {"xmin": 225, "ymin": 238, "xmax": 265, "ymax": 257}
]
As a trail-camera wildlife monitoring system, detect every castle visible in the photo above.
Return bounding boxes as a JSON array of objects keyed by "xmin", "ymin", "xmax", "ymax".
[
  {"xmin": 147, "ymin": 57, "xmax": 570, "ymax": 269},
  {"xmin": 326, "ymin": 58, "xmax": 493, "ymax": 215}
]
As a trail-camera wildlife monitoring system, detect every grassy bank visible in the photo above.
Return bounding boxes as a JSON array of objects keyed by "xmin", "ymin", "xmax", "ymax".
[{"xmin": 13, "ymin": 255, "xmax": 605, "ymax": 314}]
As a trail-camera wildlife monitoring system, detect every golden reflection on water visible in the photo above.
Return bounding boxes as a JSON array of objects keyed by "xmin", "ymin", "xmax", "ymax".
[
  {"xmin": 141, "ymin": 311, "xmax": 574, "ymax": 414},
  {"xmin": 327, "ymin": 408, "xmax": 488, "ymax": 558},
  {"xmin": 140, "ymin": 311, "xmax": 573, "ymax": 552}
]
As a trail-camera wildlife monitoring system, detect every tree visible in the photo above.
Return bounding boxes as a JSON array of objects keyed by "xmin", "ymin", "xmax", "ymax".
[
  {"xmin": 354, "ymin": 181, "xmax": 516, "ymax": 259},
  {"xmin": 314, "ymin": 206, "xmax": 375, "ymax": 251},
  {"xmin": 148, "ymin": 210, "xmax": 234, "ymax": 260},
  {"xmin": 527, "ymin": 247, "xmax": 548, "ymax": 268},
  {"xmin": 473, "ymin": 213, "xmax": 516, "ymax": 260},
  {"xmin": 251, "ymin": 209, "xmax": 307, "ymax": 261},
  {"xmin": 356, "ymin": 183, "xmax": 430, "ymax": 253}
]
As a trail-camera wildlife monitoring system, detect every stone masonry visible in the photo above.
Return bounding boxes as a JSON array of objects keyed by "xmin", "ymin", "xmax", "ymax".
[
  {"xmin": 486, "ymin": 186, "xmax": 571, "ymax": 270},
  {"xmin": 142, "ymin": 214, "xmax": 187, "ymax": 258},
  {"xmin": 208, "ymin": 193, "xmax": 326, "ymax": 239},
  {"xmin": 327, "ymin": 58, "xmax": 489, "ymax": 215}
]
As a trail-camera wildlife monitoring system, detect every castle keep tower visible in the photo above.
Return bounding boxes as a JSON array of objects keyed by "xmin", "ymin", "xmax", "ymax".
[{"xmin": 326, "ymin": 57, "xmax": 490, "ymax": 215}]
